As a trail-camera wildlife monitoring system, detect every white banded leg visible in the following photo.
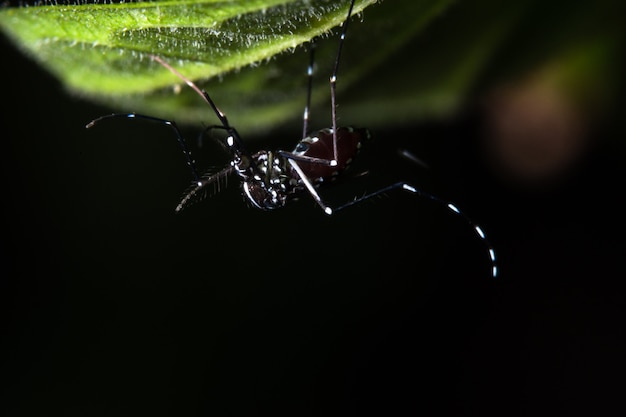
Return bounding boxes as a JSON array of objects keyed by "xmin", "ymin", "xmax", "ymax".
[{"xmin": 335, "ymin": 181, "xmax": 498, "ymax": 278}]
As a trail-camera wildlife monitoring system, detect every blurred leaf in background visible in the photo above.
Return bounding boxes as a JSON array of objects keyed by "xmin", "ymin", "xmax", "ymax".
[
  {"xmin": 0, "ymin": 0, "xmax": 623, "ymax": 135},
  {"xmin": 476, "ymin": 0, "xmax": 625, "ymax": 185}
]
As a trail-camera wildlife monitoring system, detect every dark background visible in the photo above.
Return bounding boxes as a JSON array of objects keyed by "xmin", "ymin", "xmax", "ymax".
[{"xmin": 2, "ymin": 4, "xmax": 626, "ymax": 416}]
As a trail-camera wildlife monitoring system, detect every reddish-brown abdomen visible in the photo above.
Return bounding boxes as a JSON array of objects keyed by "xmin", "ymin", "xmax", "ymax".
[{"xmin": 291, "ymin": 127, "xmax": 370, "ymax": 182}]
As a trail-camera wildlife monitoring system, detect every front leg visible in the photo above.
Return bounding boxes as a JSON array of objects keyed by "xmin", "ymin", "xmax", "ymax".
[
  {"xmin": 86, "ymin": 112, "xmax": 200, "ymax": 183},
  {"xmin": 287, "ymin": 159, "xmax": 333, "ymax": 215},
  {"xmin": 278, "ymin": 150, "xmax": 338, "ymax": 167}
]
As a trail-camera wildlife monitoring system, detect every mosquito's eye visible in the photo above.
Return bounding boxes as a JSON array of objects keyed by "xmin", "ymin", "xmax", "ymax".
[
  {"xmin": 238, "ymin": 155, "xmax": 250, "ymax": 170},
  {"xmin": 294, "ymin": 142, "xmax": 309, "ymax": 153}
]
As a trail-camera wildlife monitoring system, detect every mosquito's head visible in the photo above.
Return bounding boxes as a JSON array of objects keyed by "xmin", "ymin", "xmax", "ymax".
[
  {"xmin": 237, "ymin": 151, "xmax": 292, "ymax": 211},
  {"xmin": 242, "ymin": 180, "xmax": 287, "ymax": 211}
]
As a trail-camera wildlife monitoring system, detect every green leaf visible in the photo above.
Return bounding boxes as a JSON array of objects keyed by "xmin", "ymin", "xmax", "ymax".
[
  {"xmin": 0, "ymin": 0, "xmax": 379, "ymax": 95},
  {"xmin": 2, "ymin": 0, "xmax": 622, "ymax": 133},
  {"xmin": 0, "ymin": 0, "xmax": 462, "ymax": 131}
]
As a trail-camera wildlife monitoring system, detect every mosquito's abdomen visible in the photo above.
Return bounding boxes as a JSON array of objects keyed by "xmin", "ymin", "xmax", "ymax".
[{"xmin": 292, "ymin": 126, "xmax": 371, "ymax": 182}]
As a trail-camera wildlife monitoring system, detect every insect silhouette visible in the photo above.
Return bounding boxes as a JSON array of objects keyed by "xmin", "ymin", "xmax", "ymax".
[{"xmin": 86, "ymin": 0, "xmax": 497, "ymax": 278}]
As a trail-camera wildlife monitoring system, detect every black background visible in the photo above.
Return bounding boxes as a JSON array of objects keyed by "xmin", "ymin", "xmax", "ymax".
[{"xmin": 2, "ymin": 6, "xmax": 626, "ymax": 416}]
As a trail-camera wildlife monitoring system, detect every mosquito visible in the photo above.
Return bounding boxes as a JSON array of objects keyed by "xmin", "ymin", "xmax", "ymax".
[{"xmin": 86, "ymin": 0, "xmax": 498, "ymax": 278}]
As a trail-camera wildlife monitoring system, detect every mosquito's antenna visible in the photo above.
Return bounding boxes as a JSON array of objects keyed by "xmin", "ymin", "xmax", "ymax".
[
  {"xmin": 176, "ymin": 165, "xmax": 237, "ymax": 212},
  {"xmin": 302, "ymin": 42, "xmax": 316, "ymax": 139},
  {"xmin": 329, "ymin": 0, "xmax": 357, "ymax": 166}
]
